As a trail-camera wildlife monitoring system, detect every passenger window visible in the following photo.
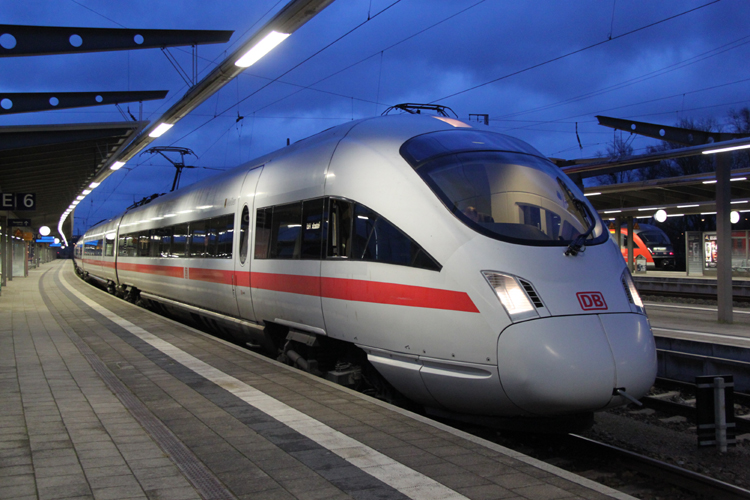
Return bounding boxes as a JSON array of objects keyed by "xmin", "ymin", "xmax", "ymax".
[
  {"xmin": 301, "ymin": 198, "xmax": 325, "ymax": 259},
  {"xmin": 138, "ymin": 231, "xmax": 150, "ymax": 257},
  {"xmin": 212, "ymin": 215, "xmax": 234, "ymax": 259},
  {"xmin": 172, "ymin": 224, "xmax": 188, "ymax": 257},
  {"xmin": 189, "ymin": 220, "xmax": 207, "ymax": 257},
  {"xmin": 254, "ymin": 207, "xmax": 271, "ymax": 259},
  {"xmin": 270, "ymin": 203, "xmax": 302, "ymax": 259},
  {"xmin": 328, "ymin": 199, "xmax": 353, "ymax": 258},
  {"xmin": 159, "ymin": 227, "xmax": 173, "ymax": 257},
  {"xmin": 104, "ymin": 234, "xmax": 115, "ymax": 257},
  {"xmin": 119, "ymin": 234, "xmax": 137, "ymax": 257},
  {"xmin": 328, "ymin": 199, "xmax": 441, "ymax": 271}
]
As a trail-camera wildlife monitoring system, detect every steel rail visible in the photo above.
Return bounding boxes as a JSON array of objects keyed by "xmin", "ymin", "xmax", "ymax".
[{"xmin": 567, "ymin": 433, "xmax": 750, "ymax": 500}]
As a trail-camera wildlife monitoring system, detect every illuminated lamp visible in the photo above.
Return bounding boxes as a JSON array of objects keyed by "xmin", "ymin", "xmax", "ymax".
[
  {"xmin": 39, "ymin": 226, "xmax": 51, "ymax": 236},
  {"xmin": 235, "ymin": 31, "xmax": 290, "ymax": 68},
  {"xmin": 110, "ymin": 161, "xmax": 126, "ymax": 170},
  {"xmin": 654, "ymin": 210, "xmax": 667, "ymax": 223},
  {"xmin": 149, "ymin": 123, "xmax": 173, "ymax": 138},
  {"xmin": 702, "ymin": 143, "xmax": 750, "ymax": 155},
  {"xmin": 731, "ymin": 211, "xmax": 740, "ymax": 224}
]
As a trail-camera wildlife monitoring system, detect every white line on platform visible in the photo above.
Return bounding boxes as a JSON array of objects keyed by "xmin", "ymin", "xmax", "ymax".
[
  {"xmin": 59, "ymin": 272, "xmax": 468, "ymax": 500},
  {"xmin": 652, "ymin": 327, "xmax": 750, "ymax": 343},
  {"xmin": 645, "ymin": 302, "xmax": 750, "ymax": 315}
]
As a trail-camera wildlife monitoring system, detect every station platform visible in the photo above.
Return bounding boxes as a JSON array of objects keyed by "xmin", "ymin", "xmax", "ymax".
[
  {"xmin": 0, "ymin": 260, "xmax": 631, "ymax": 500},
  {"xmin": 633, "ymin": 270, "xmax": 750, "ymax": 300}
]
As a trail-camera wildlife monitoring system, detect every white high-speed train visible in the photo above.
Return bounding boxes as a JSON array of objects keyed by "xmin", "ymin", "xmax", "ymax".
[{"xmin": 74, "ymin": 110, "xmax": 656, "ymax": 423}]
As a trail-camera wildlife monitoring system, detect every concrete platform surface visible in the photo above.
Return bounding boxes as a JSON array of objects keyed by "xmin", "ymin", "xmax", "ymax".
[{"xmin": 1, "ymin": 260, "xmax": 634, "ymax": 500}]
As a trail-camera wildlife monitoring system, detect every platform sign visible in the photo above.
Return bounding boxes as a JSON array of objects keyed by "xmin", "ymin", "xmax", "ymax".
[
  {"xmin": 9, "ymin": 218, "xmax": 32, "ymax": 227},
  {"xmin": 1, "ymin": 193, "xmax": 36, "ymax": 211}
]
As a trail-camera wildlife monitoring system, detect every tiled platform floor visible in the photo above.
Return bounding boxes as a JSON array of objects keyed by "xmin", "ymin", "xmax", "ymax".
[{"xmin": 0, "ymin": 260, "xmax": 634, "ymax": 500}]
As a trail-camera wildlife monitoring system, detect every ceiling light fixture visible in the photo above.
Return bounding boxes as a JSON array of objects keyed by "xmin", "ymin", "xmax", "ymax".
[
  {"xmin": 149, "ymin": 123, "xmax": 173, "ymax": 138},
  {"xmin": 235, "ymin": 31, "xmax": 290, "ymax": 68},
  {"xmin": 702, "ymin": 143, "xmax": 750, "ymax": 155}
]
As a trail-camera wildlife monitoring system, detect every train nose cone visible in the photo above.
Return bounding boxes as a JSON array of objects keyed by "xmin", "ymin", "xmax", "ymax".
[{"xmin": 497, "ymin": 314, "xmax": 656, "ymax": 415}]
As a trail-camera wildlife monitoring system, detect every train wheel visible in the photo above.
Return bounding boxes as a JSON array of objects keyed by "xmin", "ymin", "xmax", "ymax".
[{"xmin": 124, "ymin": 287, "xmax": 140, "ymax": 303}]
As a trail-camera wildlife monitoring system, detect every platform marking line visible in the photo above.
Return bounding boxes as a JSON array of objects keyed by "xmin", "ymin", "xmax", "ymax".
[
  {"xmin": 59, "ymin": 273, "xmax": 468, "ymax": 500},
  {"xmin": 645, "ymin": 302, "xmax": 750, "ymax": 315},
  {"xmin": 652, "ymin": 327, "xmax": 750, "ymax": 343}
]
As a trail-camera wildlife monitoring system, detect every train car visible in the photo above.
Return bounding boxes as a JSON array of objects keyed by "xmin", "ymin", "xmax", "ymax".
[
  {"xmin": 75, "ymin": 111, "xmax": 656, "ymax": 423},
  {"xmin": 611, "ymin": 223, "xmax": 675, "ymax": 269}
]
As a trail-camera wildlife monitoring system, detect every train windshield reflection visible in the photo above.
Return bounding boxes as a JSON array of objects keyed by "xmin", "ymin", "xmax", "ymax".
[{"xmin": 408, "ymin": 147, "xmax": 604, "ymax": 245}]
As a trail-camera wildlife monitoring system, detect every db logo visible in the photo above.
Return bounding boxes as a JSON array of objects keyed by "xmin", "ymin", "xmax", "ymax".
[{"xmin": 577, "ymin": 291, "xmax": 608, "ymax": 311}]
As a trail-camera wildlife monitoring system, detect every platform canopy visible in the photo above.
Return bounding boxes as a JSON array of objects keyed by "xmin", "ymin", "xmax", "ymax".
[
  {"xmin": 582, "ymin": 167, "xmax": 750, "ymax": 219},
  {"xmin": 0, "ymin": 121, "xmax": 145, "ymax": 240}
]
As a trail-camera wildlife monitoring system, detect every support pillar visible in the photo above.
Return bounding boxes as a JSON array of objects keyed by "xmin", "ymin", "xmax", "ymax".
[
  {"xmin": 0, "ymin": 214, "xmax": 6, "ymax": 292},
  {"xmin": 627, "ymin": 216, "xmax": 635, "ymax": 273},
  {"xmin": 715, "ymin": 154, "xmax": 733, "ymax": 323}
]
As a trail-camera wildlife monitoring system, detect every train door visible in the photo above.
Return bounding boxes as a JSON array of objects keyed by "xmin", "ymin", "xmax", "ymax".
[{"xmin": 234, "ymin": 166, "xmax": 263, "ymax": 322}]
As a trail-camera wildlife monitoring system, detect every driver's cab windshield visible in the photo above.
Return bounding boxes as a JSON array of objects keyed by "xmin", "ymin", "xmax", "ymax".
[{"xmin": 401, "ymin": 130, "xmax": 606, "ymax": 246}]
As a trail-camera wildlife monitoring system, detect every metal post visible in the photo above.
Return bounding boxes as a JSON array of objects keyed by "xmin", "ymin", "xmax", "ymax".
[
  {"xmin": 627, "ymin": 216, "xmax": 635, "ymax": 273},
  {"xmin": 8, "ymin": 230, "xmax": 13, "ymax": 282},
  {"xmin": 616, "ymin": 216, "xmax": 623, "ymax": 252},
  {"xmin": 0, "ymin": 214, "xmax": 5, "ymax": 293},
  {"xmin": 715, "ymin": 154, "xmax": 733, "ymax": 323},
  {"xmin": 714, "ymin": 377, "xmax": 727, "ymax": 453}
]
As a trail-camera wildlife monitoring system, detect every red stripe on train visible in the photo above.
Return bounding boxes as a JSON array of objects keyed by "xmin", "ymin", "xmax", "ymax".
[
  {"xmin": 82, "ymin": 258, "xmax": 116, "ymax": 268},
  {"xmin": 113, "ymin": 264, "xmax": 479, "ymax": 313},
  {"xmin": 250, "ymin": 272, "xmax": 479, "ymax": 313}
]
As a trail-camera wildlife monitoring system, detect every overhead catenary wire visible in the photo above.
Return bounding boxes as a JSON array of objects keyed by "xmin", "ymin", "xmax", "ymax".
[
  {"xmin": 430, "ymin": 0, "xmax": 722, "ymax": 103},
  {"xmin": 169, "ymin": 0, "xmax": 405, "ymax": 146}
]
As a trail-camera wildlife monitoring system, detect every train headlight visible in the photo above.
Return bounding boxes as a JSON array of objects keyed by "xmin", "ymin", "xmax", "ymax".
[
  {"xmin": 481, "ymin": 271, "xmax": 539, "ymax": 322},
  {"xmin": 621, "ymin": 268, "xmax": 645, "ymax": 314}
]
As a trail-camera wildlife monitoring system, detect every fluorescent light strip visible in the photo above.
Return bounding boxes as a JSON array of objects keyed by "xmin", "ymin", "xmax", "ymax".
[
  {"xmin": 702, "ymin": 180, "xmax": 717, "ymax": 184},
  {"xmin": 111, "ymin": 161, "xmax": 126, "ymax": 171},
  {"xmin": 731, "ymin": 177, "xmax": 747, "ymax": 182},
  {"xmin": 667, "ymin": 213, "xmax": 684, "ymax": 217},
  {"xmin": 732, "ymin": 200, "xmax": 748, "ymax": 204},
  {"xmin": 149, "ymin": 123, "xmax": 173, "ymax": 138},
  {"xmin": 235, "ymin": 31, "xmax": 290, "ymax": 68},
  {"xmin": 677, "ymin": 204, "xmax": 699, "ymax": 208},
  {"xmin": 603, "ymin": 210, "xmax": 622, "ymax": 214},
  {"xmin": 702, "ymin": 143, "xmax": 750, "ymax": 155},
  {"xmin": 584, "ymin": 192, "xmax": 601, "ymax": 196}
]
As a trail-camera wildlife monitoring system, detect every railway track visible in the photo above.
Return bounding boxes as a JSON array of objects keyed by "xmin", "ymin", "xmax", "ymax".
[{"xmin": 564, "ymin": 433, "xmax": 750, "ymax": 500}]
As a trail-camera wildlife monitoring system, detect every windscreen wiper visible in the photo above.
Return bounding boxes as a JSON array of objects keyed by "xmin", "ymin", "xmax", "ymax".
[
  {"xmin": 557, "ymin": 179, "xmax": 597, "ymax": 257},
  {"xmin": 564, "ymin": 200, "xmax": 596, "ymax": 256}
]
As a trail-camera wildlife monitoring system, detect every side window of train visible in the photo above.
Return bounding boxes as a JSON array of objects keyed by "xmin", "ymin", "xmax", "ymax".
[
  {"xmin": 137, "ymin": 231, "xmax": 150, "ymax": 257},
  {"xmin": 210, "ymin": 214, "xmax": 234, "ymax": 258},
  {"xmin": 104, "ymin": 234, "xmax": 115, "ymax": 257},
  {"xmin": 189, "ymin": 220, "xmax": 208, "ymax": 258},
  {"xmin": 328, "ymin": 199, "xmax": 441, "ymax": 271},
  {"xmin": 118, "ymin": 234, "xmax": 137, "ymax": 257},
  {"xmin": 240, "ymin": 206, "xmax": 250, "ymax": 264},
  {"xmin": 254, "ymin": 199, "xmax": 325, "ymax": 260},
  {"xmin": 301, "ymin": 198, "xmax": 325, "ymax": 259},
  {"xmin": 254, "ymin": 207, "xmax": 272, "ymax": 259},
  {"xmin": 328, "ymin": 199, "xmax": 352, "ymax": 258},
  {"xmin": 172, "ymin": 223, "xmax": 189, "ymax": 257}
]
